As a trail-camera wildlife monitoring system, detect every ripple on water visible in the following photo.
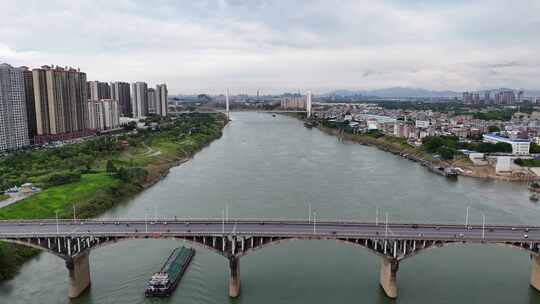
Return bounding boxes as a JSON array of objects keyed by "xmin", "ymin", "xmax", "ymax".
[{"xmin": 2, "ymin": 113, "xmax": 540, "ymax": 304}]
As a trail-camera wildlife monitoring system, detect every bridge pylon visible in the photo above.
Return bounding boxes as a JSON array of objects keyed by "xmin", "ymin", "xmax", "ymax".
[
  {"xmin": 379, "ymin": 257, "xmax": 398, "ymax": 298},
  {"xmin": 229, "ymin": 256, "xmax": 240, "ymax": 297},
  {"xmin": 531, "ymin": 254, "xmax": 540, "ymax": 292},
  {"xmin": 66, "ymin": 252, "xmax": 91, "ymax": 298}
]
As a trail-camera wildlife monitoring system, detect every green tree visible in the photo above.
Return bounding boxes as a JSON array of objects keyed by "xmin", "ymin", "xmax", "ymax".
[
  {"xmin": 106, "ymin": 160, "xmax": 117, "ymax": 173},
  {"xmin": 124, "ymin": 121, "xmax": 137, "ymax": 131},
  {"xmin": 437, "ymin": 147, "xmax": 457, "ymax": 160},
  {"xmin": 493, "ymin": 142, "xmax": 512, "ymax": 153},
  {"xmin": 422, "ymin": 136, "xmax": 458, "ymax": 153},
  {"xmin": 530, "ymin": 143, "xmax": 540, "ymax": 154},
  {"xmin": 38, "ymin": 170, "xmax": 81, "ymax": 188}
]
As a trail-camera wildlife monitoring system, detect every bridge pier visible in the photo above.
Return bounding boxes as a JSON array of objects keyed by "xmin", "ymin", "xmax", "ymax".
[
  {"xmin": 379, "ymin": 257, "xmax": 398, "ymax": 299},
  {"xmin": 228, "ymin": 256, "xmax": 240, "ymax": 298},
  {"xmin": 66, "ymin": 252, "xmax": 91, "ymax": 298},
  {"xmin": 531, "ymin": 254, "xmax": 540, "ymax": 292}
]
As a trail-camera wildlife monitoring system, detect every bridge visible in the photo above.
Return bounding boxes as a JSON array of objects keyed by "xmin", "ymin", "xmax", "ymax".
[
  {"xmin": 168, "ymin": 109, "xmax": 308, "ymax": 114},
  {"xmin": 1, "ymin": 218, "xmax": 539, "ymax": 299}
]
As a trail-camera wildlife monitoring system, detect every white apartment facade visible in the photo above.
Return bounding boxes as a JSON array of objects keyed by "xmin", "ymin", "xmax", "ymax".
[
  {"xmin": 131, "ymin": 82, "xmax": 148, "ymax": 118},
  {"xmin": 0, "ymin": 63, "xmax": 30, "ymax": 150}
]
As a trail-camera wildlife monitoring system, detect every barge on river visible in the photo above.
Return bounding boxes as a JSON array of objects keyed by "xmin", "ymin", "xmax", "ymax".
[
  {"xmin": 145, "ymin": 246, "xmax": 195, "ymax": 297},
  {"xmin": 421, "ymin": 162, "xmax": 458, "ymax": 179}
]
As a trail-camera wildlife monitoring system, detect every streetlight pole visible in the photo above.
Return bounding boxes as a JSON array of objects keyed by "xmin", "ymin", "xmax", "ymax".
[
  {"xmin": 308, "ymin": 203, "xmax": 312, "ymax": 223},
  {"xmin": 72, "ymin": 204, "xmax": 76, "ymax": 223},
  {"xmin": 145, "ymin": 209, "xmax": 148, "ymax": 233},
  {"xmin": 482, "ymin": 214, "xmax": 486, "ymax": 240},
  {"xmin": 222, "ymin": 209, "xmax": 225, "ymax": 234},
  {"xmin": 385, "ymin": 213, "xmax": 388, "ymax": 239},
  {"xmin": 376, "ymin": 207, "xmax": 379, "ymax": 226},
  {"xmin": 313, "ymin": 211, "xmax": 317, "ymax": 234},
  {"xmin": 465, "ymin": 206, "xmax": 470, "ymax": 228},
  {"xmin": 55, "ymin": 211, "xmax": 59, "ymax": 234},
  {"xmin": 226, "ymin": 204, "xmax": 229, "ymax": 222}
]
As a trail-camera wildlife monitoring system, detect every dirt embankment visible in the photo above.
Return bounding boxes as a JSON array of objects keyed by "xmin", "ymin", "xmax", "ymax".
[
  {"xmin": 455, "ymin": 162, "xmax": 537, "ymax": 182},
  {"xmin": 318, "ymin": 126, "xmax": 436, "ymax": 164},
  {"xmin": 318, "ymin": 125, "xmax": 537, "ymax": 182},
  {"xmin": 141, "ymin": 157, "xmax": 188, "ymax": 188}
]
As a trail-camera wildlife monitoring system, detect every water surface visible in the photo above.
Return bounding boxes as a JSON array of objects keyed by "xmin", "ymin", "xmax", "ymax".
[{"xmin": 1, "ymin": 112, "xmax": 539, "ymax": 303}]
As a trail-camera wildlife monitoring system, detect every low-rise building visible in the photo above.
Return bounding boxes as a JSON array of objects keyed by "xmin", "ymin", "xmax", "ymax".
[
  {"xmin": 483, "ymin": 133, "xmax": 530, "ymax": 155},
  {"xmin": 367, "ymin": 119, "xmax": 379, "ymax": 130}
]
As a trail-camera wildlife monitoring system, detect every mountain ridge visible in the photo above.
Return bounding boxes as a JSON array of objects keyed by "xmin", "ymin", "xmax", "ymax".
[{"xmin": 325, "ymin": 87, "xmax": 540, "ymax": 98}]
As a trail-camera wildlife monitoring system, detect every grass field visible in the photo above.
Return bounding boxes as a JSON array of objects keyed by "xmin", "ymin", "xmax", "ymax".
[
  {"xmin": 0, "ymin": 173, "xmax": 119, "ymax": 220},
  {"xmin": 0, "ymin": 113, "xmax": 227, "ymax": 280}
]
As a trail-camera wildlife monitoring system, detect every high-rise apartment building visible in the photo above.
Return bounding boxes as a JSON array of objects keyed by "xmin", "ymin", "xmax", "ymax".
[
  {"xmin": 88, "ymin": 99, "xmax": 119, "ymax": 131},
  {"xmin": 472, "ymin": 93, "xmax": 480, "ymax": 104},
  {"xmin": 110, "ymin": 82, "xmax": 131, "ymax": 117},
  {"xmin": 147, "ymin": 88, "xmax": 156, "ymax": 114},
  {"xmin": 32, "ymin": 65, "xmax": 90, "ymax": 142},
  {"xmin": 494, "ymin": 90, "xmax": 515, "ymax": 105},
  {"xmin": 131, "ymin": 82, "xmax": 148, "ymax": 118},
  {"xmin": 462, "ymin": 92, "xmax": 473, "ymax": 104},
  {"xmin": 155, "ymin": 84, "xmax": 168, "ymax": 117},
  {"xmin": 0, "ymin": 64, "xmax": 30, "ymax": 150},
  {"xmin": 484, "ymin": 91, "xmax": 491, "ymax": 104},
  {"xmin": 87, "ymin": 81, "xmax": 111, "ymax": 100},
  {"xmin": 20, "ymin": 66, "xmax": 37, "ymax": 142},
  {"xmin": 87, "ymin": 100, "xmax": 104, "ymax": 130},
  {"xmin": 102, "ymin": 99, "xmax": 119, "ymax": 129},
  {"xmin": 517, "ymin": 90, "xmax": 524, "ymax": 103}
]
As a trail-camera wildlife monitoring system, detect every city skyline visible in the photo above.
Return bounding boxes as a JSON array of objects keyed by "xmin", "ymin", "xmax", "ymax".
[
  {"xmin": 0, "ymin": 61, "xmax": 167, "ymax": 149},
  {"xmin": 1, "ymin": 1, "xmax": 539, "ymax": 94}
]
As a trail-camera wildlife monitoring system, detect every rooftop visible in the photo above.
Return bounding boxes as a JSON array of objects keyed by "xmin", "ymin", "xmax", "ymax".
[{"xmin": 483, "ymin": 133, "xmax": 530, "ymax": 143}]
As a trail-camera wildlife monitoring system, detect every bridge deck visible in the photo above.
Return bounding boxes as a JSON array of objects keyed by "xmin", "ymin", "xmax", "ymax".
[
  {"xmin": 0, "ymin": 219, "xmax": 538, "ymax": 243},
  {"xmin": 2, "ymin": 219, "xmax": 539, "ymax": 299}
]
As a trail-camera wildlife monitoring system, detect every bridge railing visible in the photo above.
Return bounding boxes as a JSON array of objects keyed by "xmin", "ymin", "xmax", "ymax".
[
  {"xmin": 0, "ymin": 218, "xmax": 537, "ymax": 230},
  {"xmin": 0, "ymin": 230, "xmax": 538, "ymax": 243}
]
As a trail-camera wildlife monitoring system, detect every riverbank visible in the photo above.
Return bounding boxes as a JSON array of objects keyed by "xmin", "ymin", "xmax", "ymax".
[
  {"xmin": 316, "ymin": 124, "xmax": 537, "ymax": 182},
  {"xmin": 318, "ymin": 125, "xmax": 436, "ymax": 161},
  {"xmin": 0, "ymin": 113, "xmax": 228, "ymax": 280}
]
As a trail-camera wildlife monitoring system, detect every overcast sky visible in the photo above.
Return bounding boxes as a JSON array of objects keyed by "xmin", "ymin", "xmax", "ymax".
[{"xmin": 1, "ymin": 0, "xmax": 539, "ymax": 94}]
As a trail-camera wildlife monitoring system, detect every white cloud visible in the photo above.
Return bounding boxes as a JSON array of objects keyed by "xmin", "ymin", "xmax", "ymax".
[{"xmin": 0, "ymin": 0, "xmax": 539, "ymax": 94}]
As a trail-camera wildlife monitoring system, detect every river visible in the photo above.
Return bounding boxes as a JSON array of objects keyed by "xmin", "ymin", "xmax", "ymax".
[{"xmin": 1, "ymin": 112, "xmax": 540, "ymax": 303}]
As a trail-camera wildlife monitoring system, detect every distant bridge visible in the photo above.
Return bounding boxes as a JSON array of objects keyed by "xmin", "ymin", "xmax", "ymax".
[
  {"xmin": 168, "ymin": 109, "xmax": 307, "ymax": 114},
  {"xmin": 1, "ymin": 218, "xmax": 539, "ymax": 299}
]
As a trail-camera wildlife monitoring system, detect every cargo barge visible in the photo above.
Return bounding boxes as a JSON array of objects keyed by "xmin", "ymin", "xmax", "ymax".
[
  {"xmin": 145, "ymin": 246, "xmax": 195, "ymax": 297},
  {"xmin": 421, "ymin": 162, "xmax": 458, "ymax": 179}
]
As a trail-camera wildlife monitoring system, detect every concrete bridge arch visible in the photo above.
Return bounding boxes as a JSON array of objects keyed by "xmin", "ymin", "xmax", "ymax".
[{"xmin": 1, "ymin": 219, "xmax": 540, "ymax": 300}]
